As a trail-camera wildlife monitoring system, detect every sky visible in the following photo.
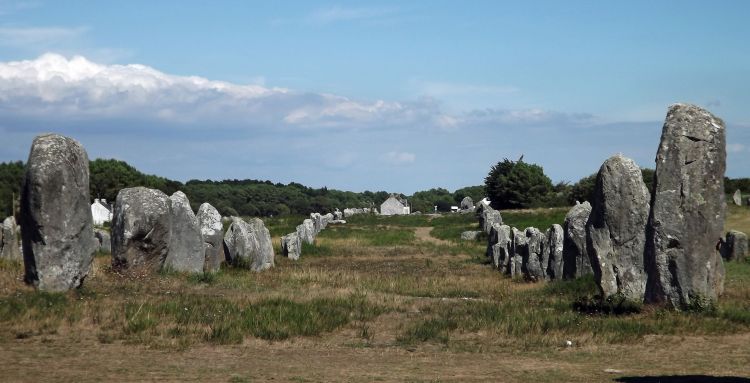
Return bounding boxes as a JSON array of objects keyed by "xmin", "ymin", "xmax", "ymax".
[{"xmin": 0, "ymin": 0, "xmax": 749, "ymax": 194}]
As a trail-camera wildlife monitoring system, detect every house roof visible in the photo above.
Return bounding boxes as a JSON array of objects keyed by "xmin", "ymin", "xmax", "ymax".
[{"xmin": 92, "ymin": 199, "xmax": 112, "ymax": 212}]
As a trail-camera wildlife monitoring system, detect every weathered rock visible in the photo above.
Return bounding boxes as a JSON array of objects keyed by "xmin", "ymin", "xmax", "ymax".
[
  {"xmin": 489, "ymin": 224, "xmax": 512, "ymax": 272},
  {"xmin": 162, "ymin": 192, "xmax": 204, "ymax": 273},
  {"xmin": 94, "ymin": 228, "xmax": 111, "ymax": 254},
  {"xmin": 310, "ymin": 213, "xmax": 325, "ymax": 235},
  {"xmin": 586, "ymin": 155, "xmax": 650, "ymax": 300},
  {"xmin": 1, "ymin": 216, "xmax": 22, "ymax": 261},
  {"xmin": 509, "ymin": 227, "xmax": 526, "ymax": 277},
  {"xmin": 461, "ymin": 231, "xmax": 481, "ymax": 241},
  {"xmin": 482, "ymin": 209, "xmax": 503, "ymax": 234},
  {"xmin": 733, "ymin": 189, "xmax": 742, "ymax": 206},
  {"xmin": 20, "ymin": 134, "xmax": 97, "ymax": 291},
  {"xmin": 722, "ymin": 230, "xmax": 748, "ymax": 262},
  {"xmin": 522, "ymin": 227, "xmax": 545, "ymax": 282},
  {"xmin": 296, "ymin": 219, "xmax": 316, "ymax": 245},
  {"xmin": 344, "ymin": 208, "xmax": 366, "ymax": 218},
  {"xmin": 486, "ymin": 223, "xmax": 502, "ymax": 265},
  {"xmin": 281, "ymin": 232, "xmax": 301, "ymax": 260},
  {"xmin": 334, "ymin": 209, "xmax": 343, "ymax": 221},
  {"xmin": 646, "ymin": 104, "xmax": 726, "ymax": 308},
  {"xmin": 322, "ymin": 213, "xmax": 334, "ymax": 227},
  {"xmin": 111, "ymin": 187, "xmax": 172, "ymax": 272},
  {"xmin": 562, "ymin": 202, "xmax": 593, "ymax": 279},
  {"xmin": 197, "ymin": 203, "xmax": 225, "ymax": 272},
  {"xmin": 460, "ymin": 196, "xmax": 474, "ymax": 210},
  {"xmin": 543, "ymin": 224, "xmax": 564, "ymax": 280},
  {"xmin": 330, "ymin": 219, "xmax": 346, "ymax": 224},
  {"xmin": 223, "ymin": 217, "xmax": 274, "ymax": 271}
]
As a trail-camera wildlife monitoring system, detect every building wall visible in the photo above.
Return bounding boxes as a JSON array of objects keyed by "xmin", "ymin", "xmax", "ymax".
[
  {"xmin": 91, "ymin": 202, "xmax": 112, "ymax": 226},
  {"xmin": 380, "ymin": 197, "xmax": 408, "ymax": 216}
]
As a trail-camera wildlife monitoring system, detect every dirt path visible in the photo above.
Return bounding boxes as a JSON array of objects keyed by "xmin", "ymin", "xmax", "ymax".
[
  {"xmin": 1, "ymin": 333, "xmax": 749, "ymax": 382},
  {"xmin": 414, "ymin": 226, "xmax": 453, "ymax": 246}
]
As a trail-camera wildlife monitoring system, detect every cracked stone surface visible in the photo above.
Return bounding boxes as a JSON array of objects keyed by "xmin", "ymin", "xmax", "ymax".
[
  {"xmin": 21, "ymin": 134, "xmax": 97, "ymax": 291},
  {"xmin": 586, "ymin": 154, "xmax": 650, "ymax": 301},
  {"xmin": 563, "ymin": 202, "xmax": 593, "ymax": 279},
  {"xmin": 645, "ymin": 104, "xmax": 726, "ymax": 308}
]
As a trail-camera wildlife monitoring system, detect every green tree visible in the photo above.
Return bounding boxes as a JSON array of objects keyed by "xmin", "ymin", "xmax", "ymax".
[
  {"xmin": 0, "ymin": 161, "xmax": 24, "ymax": 218},
  {"xmin": 484, "ymin": 158, "xmax": 553, "ymax": 209},
  {"xmin": 453, "ymin": 185, "xmax": 485, "ymax": 205},
  {"xmin": 568, "ymin": 168, "xmax": 655, "ymax": 205}
]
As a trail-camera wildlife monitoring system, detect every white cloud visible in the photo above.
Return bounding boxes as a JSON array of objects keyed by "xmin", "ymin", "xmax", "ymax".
[
  {"xmin": 0, "ymin": 26, "xmax": 87, "ymax": 47},
  {"xmin": 382, "ymin": 151, "xmax": 416, "ymax": 165},
  {"xmin": 306, "ymin": 6, "xmax": 399, "ymax": 25},
  {"xmin": 0, "ymin": 0, "xmax": 40, "ymax": 16},
  {"xmin": 728, "ymin": 143, "xmax": 745, "ymax": 153},
  {"xmin": 415, "ymin": 80, "xmax": 519, "ymax": 97},
  {"xmin": 0, "ymin": 53, "xmax": 595, "ymax": 136}
]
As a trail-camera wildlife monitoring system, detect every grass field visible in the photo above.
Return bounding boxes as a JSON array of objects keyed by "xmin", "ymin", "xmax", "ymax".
[{"xmin": 0, "ymin": 207, "xmax": 749, "ymax": 382}]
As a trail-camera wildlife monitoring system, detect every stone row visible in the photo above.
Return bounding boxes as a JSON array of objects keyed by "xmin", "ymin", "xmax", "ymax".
[
  {"xmin": 482, "ymin": 104, "xmax": 734, "ymax": 309},
  {"xmin": 18, "ymin": 133, "xmax": 276, "ymax": 292}
]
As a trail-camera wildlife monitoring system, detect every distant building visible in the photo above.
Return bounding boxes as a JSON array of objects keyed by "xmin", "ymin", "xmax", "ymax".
[
  {"xmin": 451, "ymin": 206, "xmax": 459, "ymax": 212},
  {"xmin": 380, "ymin": 195, "xmax": 410, "ymax": 216},
  {"xmin": 91, "ymin": 198, "xmax": 113, "ymax": 226}
]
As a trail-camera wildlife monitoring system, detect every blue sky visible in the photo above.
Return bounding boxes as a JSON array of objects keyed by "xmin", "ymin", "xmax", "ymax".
[{"xmin": 0, "ymin": 1, "xmax": 748, "ymax": 193}]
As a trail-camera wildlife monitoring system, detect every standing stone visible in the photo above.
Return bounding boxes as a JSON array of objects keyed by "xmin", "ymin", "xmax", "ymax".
[
  {"xmin": 509, "ymin": 227, "xmax": 526, "ymax": 277},
  {"xmin": 562, "ymin": 202, "xmax": 593, "ymax": 279},
  {"xmin": 460, "ymin": 196, "xmax": 474, "ymax": 210},
  {"xmin": 310, "ymin": 213, "xmax": 324, "ymax": 235},
  {"xmin": 543, "ymin": 224, "xmax": 564, "ymax": 280},
  {"xmin": 94, "ymin": 228, "xmax": 111, "ymax": 254},
  {"xmin": 492, "ymin": 225, "xmax": 512, "ymax": 272},
  {"xmin": 163, "ymin": 191, "xmax": 204, "ymax": 273},
  {"xmin": 646, "ymin": 104, "xmax": 727, "ymax": 308},
  {"xmin": 296, "ymin": 219, "xmax": 316, "ymax": 245},
  {"xmin": 21, "ymin": 134, "xmax": 97, "ymax": 291},
  {"xmin": 722, "ymin": 230, "xmax": 748, "ymax": 262},
  {"xmin": 322, "ymin": 213, "xmax": 334, "ymax": 227},
  {"xmin": 197, "ymin": 203, "xmax": 225, "ymax": 272},
  {"xmin": 111, "ymin": 187, "xmax": 172, "ymax": 272},
  {"xmin": 461, "ymin": 230, "xmax": 481, "ymax": 241},
  {"xmin": 281, "ymin": 232, "xmax": 301, "ymax": 260},
  {"xmin": 223, "ymin": 217, "xmax": 274, "ymax": 271},
  {"xmin": 486, "ymin": 223, "xmax": 504, "ymax": 265},
  {"xmin": 733, "ymin": 190, "xmax": 742, "ymax": 206},
  {"xmin": 482, "ymin": 209, "xmax": 503, "ymax": 234},
  {"xmin": 1, "ymin": 216, "xmax": 22, "ymax": 261},
  {"xmin": 334, "ymin": 209, "xmax": 343, "ymax": 221},
  {"xmin": 522, "ymin": 228, "xmax": 546, "ymax": 281},
  {"xmin": 586, "ymin": 155, "xmax": 650, "ymax": 301}
]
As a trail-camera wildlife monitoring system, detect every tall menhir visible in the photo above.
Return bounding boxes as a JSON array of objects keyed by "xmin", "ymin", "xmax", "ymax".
[
  {"xmin": 21, "ymin": 133, "xmax": 97, "ymax": 292},
  {"xmin": 646, "ymin": 104, "xmax": 726, "ymax": 308}
]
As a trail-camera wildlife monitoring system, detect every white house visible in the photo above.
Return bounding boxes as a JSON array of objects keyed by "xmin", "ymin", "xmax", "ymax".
[
  {"xmin": 380, "ymin": 195, "xmax": 410, "ymax": 216},
  {"xmin": 91, "ymin": 199, "xmax": 113, "ymax": 226}
]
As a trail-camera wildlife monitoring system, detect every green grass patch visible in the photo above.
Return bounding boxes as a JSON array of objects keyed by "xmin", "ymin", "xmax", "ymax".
[
  {"xmin": 0, "ymin": 291, "xmax": 69, "ymax": 322},
  {"xmin": 501, "ymin": 208, "xmax": 567, "ymax": 230},
  {"xmin": 117, "ymin": 293, "xmax": 387, "ymax": 345},
  {"xmin": 346, "ymin": 214, "xmax": 432, "ymax": 227},
  {"xmin": 301, "ymin": 242, "xmax": 333, "ymax": 257},
  {"xmin": 263, "ymin": 215, "xmax": 309, "ymax": 237},
  {"xmin": 187, "ymin": 271, "xmax": 219, "ymax": 285},
  {"xmin": 318, "ymin": 226, "xmax": 416, "ymax": 246}
]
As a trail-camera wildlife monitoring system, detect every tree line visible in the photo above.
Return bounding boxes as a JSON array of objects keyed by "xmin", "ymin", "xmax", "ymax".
[{"xmin": 0, "ymin": 158, "xmax": 747, "ymax": 218}]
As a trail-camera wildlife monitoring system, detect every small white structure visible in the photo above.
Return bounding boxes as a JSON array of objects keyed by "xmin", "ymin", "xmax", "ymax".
[
  {"xmin": 451, "ymin": 206, "xmax": 460, "ymax": 212},
  {"xmin": 91, "ymin": 198, "xmax": 113, "ymax": 226},
  {"xmin": 380, "ymin": 195, "xmax": 410, "ymax": 216}
]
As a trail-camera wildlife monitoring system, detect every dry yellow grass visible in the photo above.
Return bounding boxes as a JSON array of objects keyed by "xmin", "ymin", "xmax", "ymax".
[{"xmin": 0, "ymin": 213, "xmax": 748, "ymax": 382}]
